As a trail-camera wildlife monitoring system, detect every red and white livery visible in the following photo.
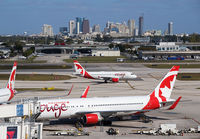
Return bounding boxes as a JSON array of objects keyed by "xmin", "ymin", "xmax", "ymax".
[
  {"xmin": 73, "ymin": 60, "xmax": 137, "ymax": 82},
  {"xmin": 0, "ymin": 62, "xmax": 17, "ymax": 104},
  {"xmin": 38, "ymin": 66, "xmax": 181, "ymax": 125}
]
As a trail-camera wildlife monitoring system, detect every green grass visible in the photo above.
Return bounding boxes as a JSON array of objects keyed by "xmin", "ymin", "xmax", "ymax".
[
  {"xmin": 0, "ymin": 64, "xmax": 72, "ymax": 70},
  {"xmin": 64, "ymin": 56, "xmax": 130, "ymax": 63},
  {"xmin": 0, "ymin": 74, "xmax": 74, "ymax": 81},
  {"xmin": 177, "ymin": 73, "xmax": 200, "ymax": 81},
  {"xmin": 64, "ymin": 56, "xmax": 200, "ymax": 63},
  {"xmin": 15, "ymin": 88, "xmax": 65, "ymax": 91},
  {"xmin": 145, "ymin": 64, "xmax": 200, "ymax": 69}
]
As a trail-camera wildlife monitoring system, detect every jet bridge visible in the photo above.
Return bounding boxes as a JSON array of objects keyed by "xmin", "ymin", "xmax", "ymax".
[
  {"xmin": 0, "ymin": 100, "xmax": 40, "ymax": 119},
  {"xmin": 0, "ymin": 101, "xmax": 43, "ymax": 139}
]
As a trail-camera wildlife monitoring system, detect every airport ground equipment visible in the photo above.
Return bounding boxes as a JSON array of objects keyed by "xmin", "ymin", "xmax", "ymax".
[
  {"xmin": 49, "ymin": 129, "xmax": 89, "ymax": 136},
  {"xmin": 106, "ymin": 128, "xmax": 119, "ymax": 135}
]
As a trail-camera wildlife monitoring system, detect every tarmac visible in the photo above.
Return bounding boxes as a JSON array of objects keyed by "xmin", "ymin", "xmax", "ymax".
[{"xmin": 0, "ymin": 63, "xmax": 200, "ymax": 139}]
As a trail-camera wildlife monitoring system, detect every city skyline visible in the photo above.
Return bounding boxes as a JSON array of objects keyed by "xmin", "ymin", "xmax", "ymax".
[{"xmin": 0, "ymin": 0, "xmax": 199, "ymax": 35}]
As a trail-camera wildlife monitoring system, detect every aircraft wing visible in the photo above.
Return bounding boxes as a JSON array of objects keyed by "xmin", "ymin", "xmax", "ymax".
[
  {"xmin": 9, "ymin": 85, "xmax": 74, "ymax": 104},
  {"xmin": 75, "ymin": 109, "xmax": 154, "ymax": 117}
]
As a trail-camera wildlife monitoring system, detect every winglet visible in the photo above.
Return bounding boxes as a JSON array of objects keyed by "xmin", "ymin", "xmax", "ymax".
[
  {"xmin": 168, "ymin": 96, "xmax": 182, "ymax": 110},
  {"xmin": 81, "ymin": 86, "xmax": 90, "ymax": 98},
  {"xmin": 67, "ymin": 85, "xmax": 74, "ymax": 96}
]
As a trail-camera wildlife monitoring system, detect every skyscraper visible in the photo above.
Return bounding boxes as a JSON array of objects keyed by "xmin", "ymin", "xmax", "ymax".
[
  {"xmin": 168, "ymin": 22, "xmax": 173, "ymax": 35},
  {"xmin": 139, "ymin": 16, "xmax": 144, "ymax": 36},
  {"xmin": 134, "ymin": 27, "xmax": 139, "ymax": 36},
  {"xmin": 92, "ymin": 24, "xmax": 101, "ymax": 33},
  {"xmin": 76, "ymin": 17, "xmax": 83, "ymax": 34},
  {"xmin": 82, "ymin": 19, "xmax": 90, "ymax": 34},
  {"xmin": 42, "ymin": 24, "xmax": 54, "ymax": 36},
  {"xmin": 59, "ymin": 27, "xmax": 68, "ymax": 35},
  {"xmin": 128, "ymin": 19, "xmax": 135, "ymax": 36},
  {"xmin": 69, "ymin": 20, "xmax": 75, "ymax": 36}
]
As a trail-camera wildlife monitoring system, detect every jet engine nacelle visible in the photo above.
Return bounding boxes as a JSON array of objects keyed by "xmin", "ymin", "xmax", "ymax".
[
  {"xmin": 83, "ymin": 113, "xmax": 102, "ymax": 124},
  {"xmin": 112, "ymin": 78, "xmax": 119, "ymax": 82}
]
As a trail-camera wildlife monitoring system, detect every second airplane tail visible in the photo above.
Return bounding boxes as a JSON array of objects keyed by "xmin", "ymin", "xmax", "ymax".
[
  {"xmin": 73, "ymin": 60, "xmax": 85, "ymax": 76},
  {"xmin": 6, "ymin": 62, "xmax": 17, "ymax": 91}
]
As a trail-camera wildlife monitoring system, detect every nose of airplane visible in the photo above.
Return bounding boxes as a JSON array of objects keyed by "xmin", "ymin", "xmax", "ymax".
[{"xmin": 132, "ymin": 75, "xmax": 137, "ymax": 78}]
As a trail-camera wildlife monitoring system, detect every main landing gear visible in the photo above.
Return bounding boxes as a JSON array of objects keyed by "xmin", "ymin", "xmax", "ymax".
[{"xmin": 140, "ymin": 114, "xmax": 152, "ymax": 123}]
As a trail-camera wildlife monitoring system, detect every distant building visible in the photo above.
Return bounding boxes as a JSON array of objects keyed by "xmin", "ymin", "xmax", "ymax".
[
  {"xmin": 144, "ymin": 30, "xmax": 162, "ymax": 36},
  {"xmin": 69, "ymin": 20, "xmax": 75, "ymax": 36},
  {"xmin": 82, "ymin": 19, "xmax": 90, "ymax": 34},
  {"xmin": 134, "ymin": 28, "xmax": 139, "ymax": 36},
  {"xmin": 76, "ymin": 22, "xmax": 80, "ymax": 34},
  {"xmin": 106, "ymin": 21, "xmax": 129, "ymax": 37},
  {"xmin": 92, "ymin": 50, "xmax": 120, "ymax": 56},
  {"xmin": 164, "ymin": 29, "xmax": 168, "ymax": 36},
  {"xmin": 132, "ymin": 37, "xmax": 150, "ymax": 43},
  {"xmin": 156, "ymin": 42, "xmax": 179, "ymax": 51},
  {"xmin": 139, "ymin": 16, "xmax": 144, "ymax": 36},
  {"xmin": 42, "ymin": 24, "xmax": 54, "ymax": 37},
  {"xmin": 128, "ymin": 19, "xmax": 135, "ymax": 36},
  {"xmin": 168, "ymin": 22, "xmax": 173, "ymax": 35},
  {"xmin": 76, "ymin": 17, "xmax": 83, "ymax": 34},
  {"xmin": 59, "ymin": 27, "xmax": 68, "ymax": 36},
  {"xmin": 106, "ymin": 21, "xmax": 114, "ymax": 28},
  {"xmin": 92, "ymin": 24, "xmax": 101, "ymax": 33}
]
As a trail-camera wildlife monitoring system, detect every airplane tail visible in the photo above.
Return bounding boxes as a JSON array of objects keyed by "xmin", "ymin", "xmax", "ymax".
[
  {"xmin": 73, "ymin": 60, "xmax": 86, "ymax": 76},
  {"xmin": 6, "ymin": 62, "xmax": 17, "ymax": 91},
  {"xmin": 149, "ymin": 66, "xmax": 180, "ymax": 102}
]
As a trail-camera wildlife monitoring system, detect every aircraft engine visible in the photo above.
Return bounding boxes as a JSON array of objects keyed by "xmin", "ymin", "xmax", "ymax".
[
  {"xmin": 112, "ymin": 78, "xmax": 119, "ymax": 82},
  {"xmin": 83, "ymin": 113, "xmax": 103, "ymax": 124}
]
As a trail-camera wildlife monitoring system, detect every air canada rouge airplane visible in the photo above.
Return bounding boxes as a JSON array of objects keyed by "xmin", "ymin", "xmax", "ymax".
[
  {"xmin": 38, "ymin": 66, "xmax": 181, "ymax": 125},
  {"xmin": 73, "ymin": 60, "xmax": 137, "ymax": 83},
  {"xmin": 0, "ymin": 62, "xmax": 17, "ymax": 104}
]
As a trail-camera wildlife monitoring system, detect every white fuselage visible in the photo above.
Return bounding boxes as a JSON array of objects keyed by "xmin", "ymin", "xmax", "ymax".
[
  {"xmin": 86, "ymin": 71, "xmax": 137, "ymax": 80},
  {"xmin": 38, "ymin": 96, "xmax": 150, "ymax": 120},
  {"xmin": 0, "ymin": 88, "xmax": 11, "ymax": 103}
]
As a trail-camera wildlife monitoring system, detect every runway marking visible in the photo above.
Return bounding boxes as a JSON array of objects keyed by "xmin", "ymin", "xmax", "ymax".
[
  {"xmin": 147, "ymin": 73, "xmax": 160, "ymax": 80},
  {"xmin": 126, "ymin": 80, "xmax": 135, "ymax": 89},
  {"xmin": 184, "ymin": 116, "xmax": 200, "ymax": 125}
]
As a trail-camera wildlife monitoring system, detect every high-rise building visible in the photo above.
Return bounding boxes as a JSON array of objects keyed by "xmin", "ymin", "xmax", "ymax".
[
  {"xmin": 128, "ymin": 19, "xmax": 135, "ymax": 36},
  {"xmin": 92, "ymin": 24, "xmax": 101, "ymax": 33},
  {"xmin": 134, "ymin": 27, "xmax": 139, "ymax": 36},
  {"xmin": 42, "ymin": 24, "xmax": 54, "ymax": 36},
  {"xmin": 76, "ymin": 17, "xmax": 83, "ymax": 34},
  {"xmin": 76, "ymin": 22, "xmax": 80, "ymax": 34},
  {"xmin": 59, "ymin": 27, "xmax": 68, "ymax": 35},
  {"xmin": 69, "ymin": 20, "xmax": 75, "ymax": 36},
  {"xmin": 168, "ymin": 22, "xmax": 173, "ymax": 35},
  {"xmin": 139, "ymin": 16, "xmax": 144, "ymax": 36},
  {"xmin": 106, "ymin": 21, "xmax": 113, "ymax": 28},
  {"xmin": 82, "ymin": 19, "xmax": 90, "ymax": 34}
]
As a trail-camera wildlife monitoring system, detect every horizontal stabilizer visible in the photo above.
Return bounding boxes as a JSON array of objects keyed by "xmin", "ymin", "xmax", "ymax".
[{"xmin": 168, "ymin": 96, "xmax": 182, "ymax": 110}]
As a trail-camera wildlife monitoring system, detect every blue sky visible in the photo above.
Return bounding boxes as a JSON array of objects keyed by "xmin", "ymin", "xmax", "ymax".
[{"xmin": 0, "ymin": 0, "xmax": 199, "ymax": 35}]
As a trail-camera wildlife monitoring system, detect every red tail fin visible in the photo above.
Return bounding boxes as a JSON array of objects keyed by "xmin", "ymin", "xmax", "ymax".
[
  {"xmin": 149, "ymin": 66, "xmax": 180, "ymax": 102},
  {"xmin": 81, "ymin": 86, "xmax": 90, "ymax": 98},
  {"xmin": 7, "ymin": 62, "xmax": 17, "ymax": 90}
]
